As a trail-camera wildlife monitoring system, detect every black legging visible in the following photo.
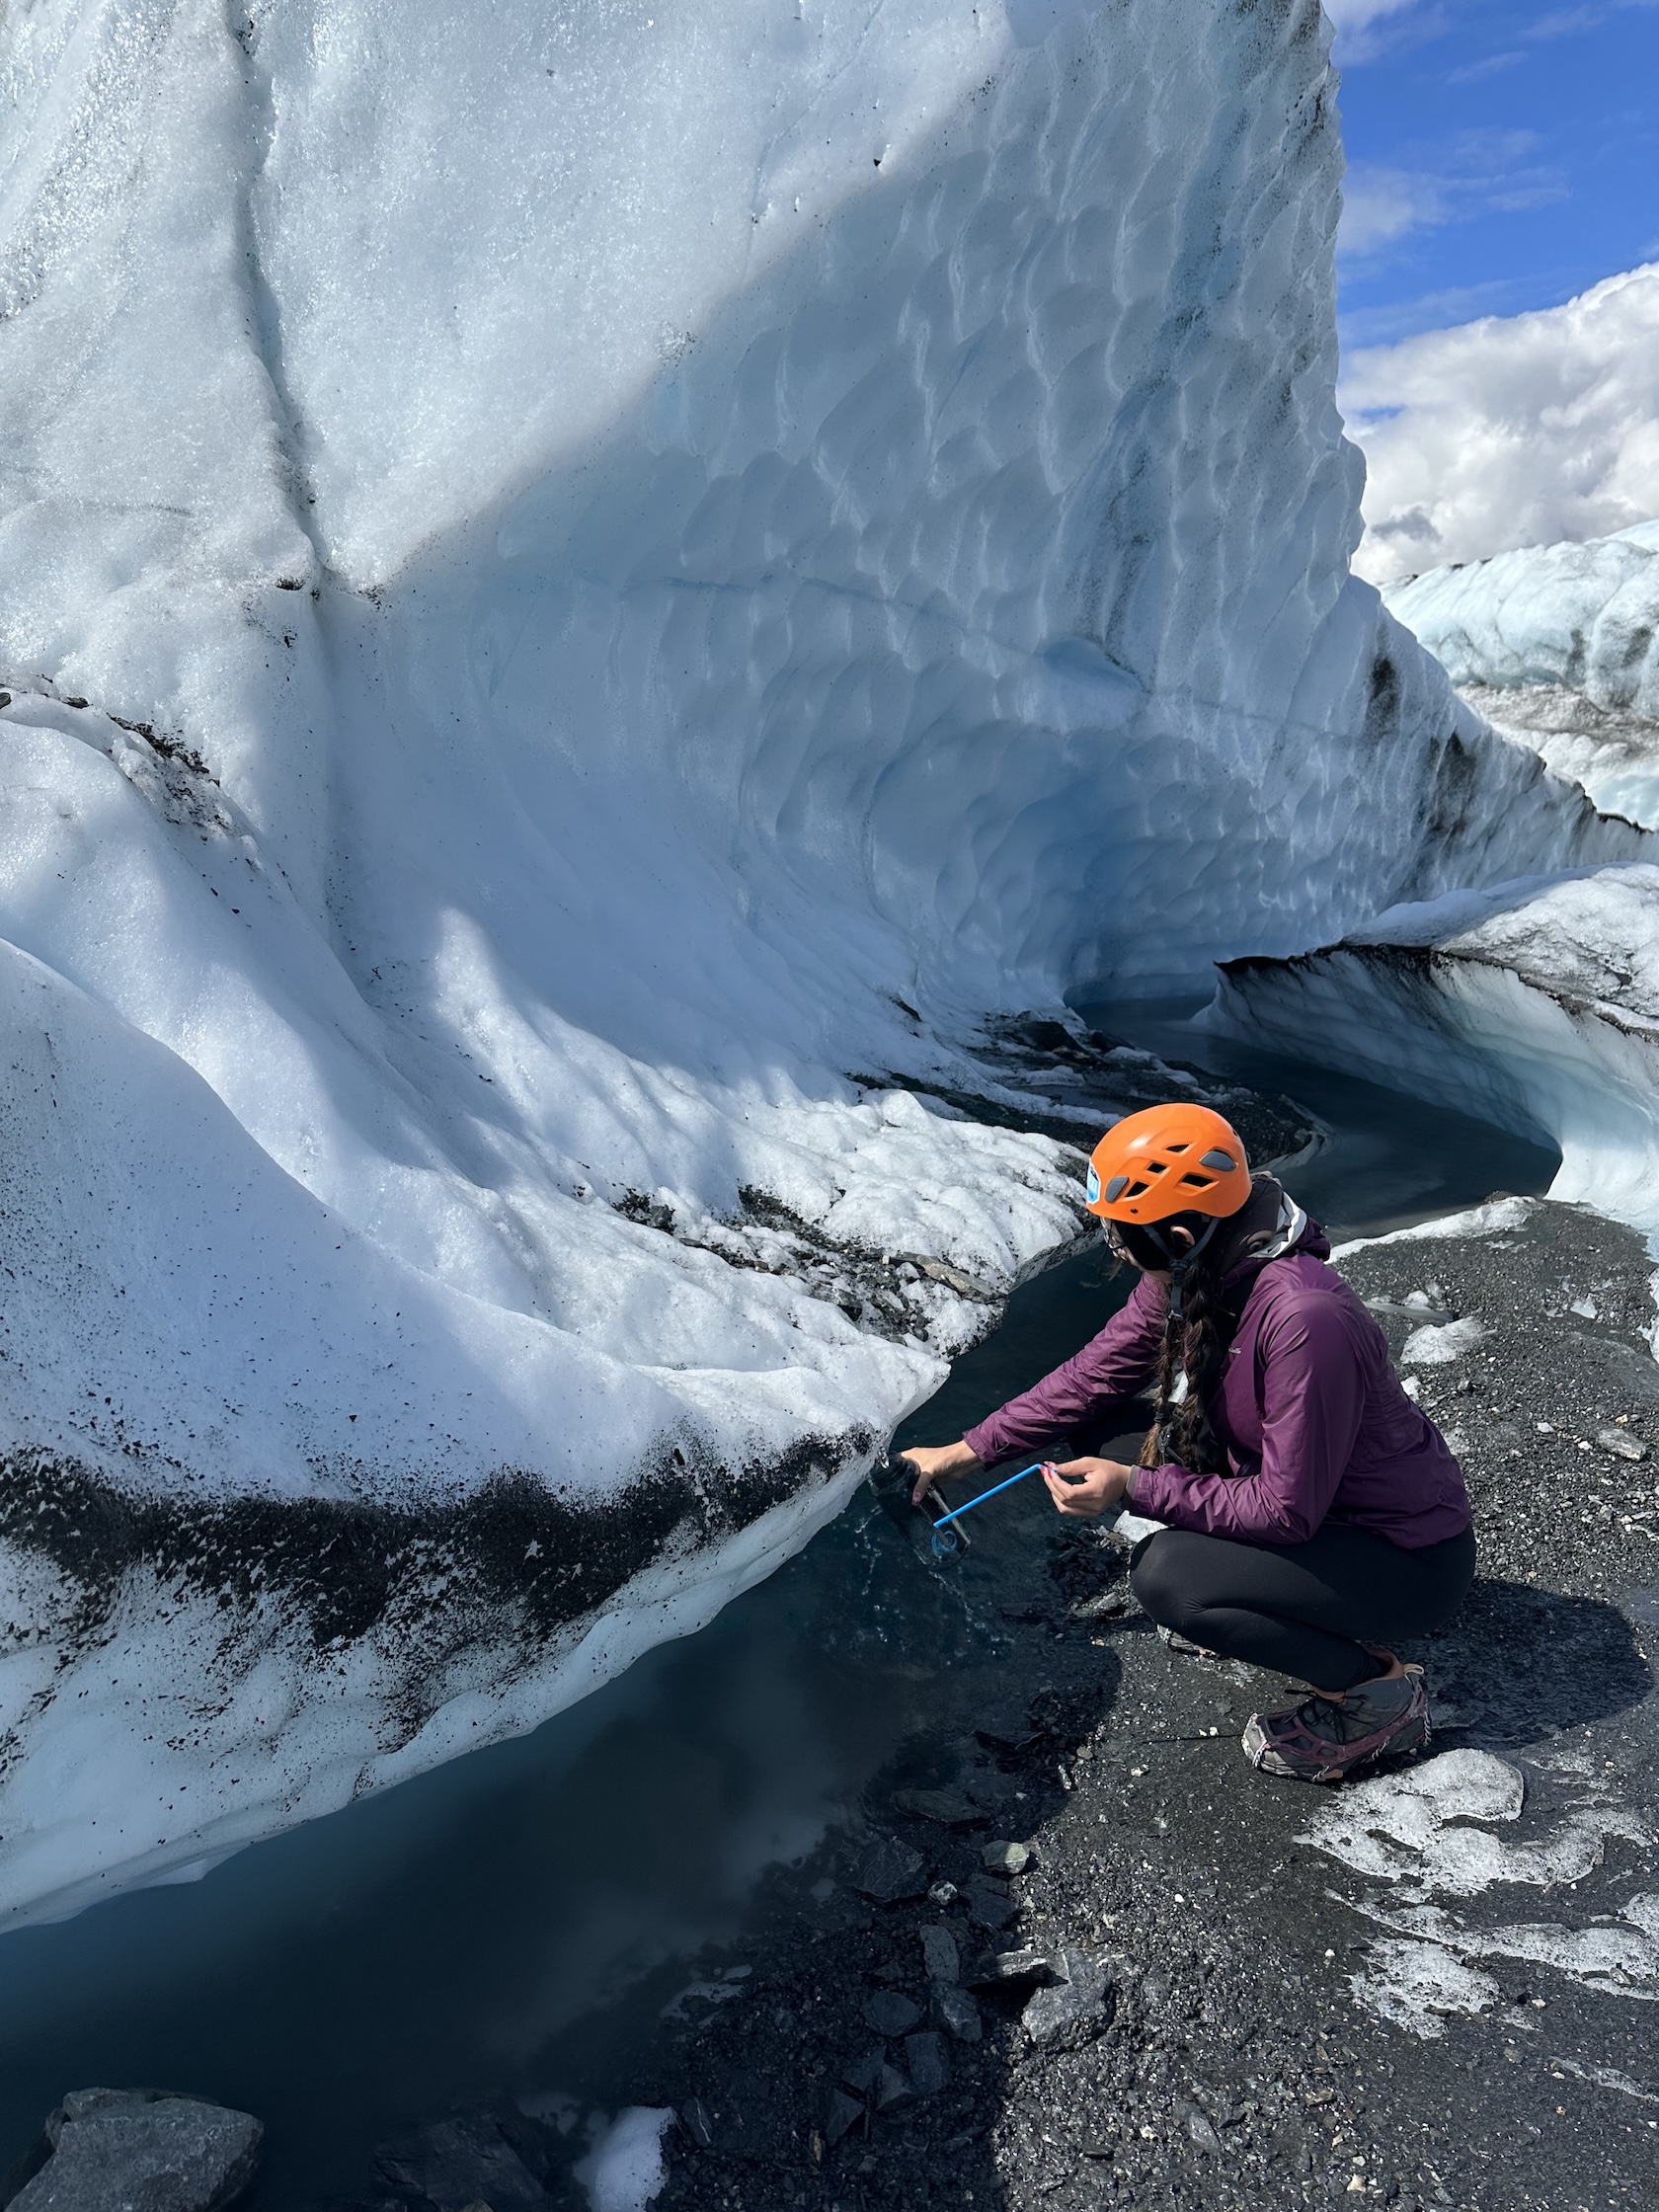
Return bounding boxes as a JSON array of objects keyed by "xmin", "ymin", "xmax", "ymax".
[{"xmin": 1130, "ymin": 1522, "xmax": 1476, "ymax": 1693}]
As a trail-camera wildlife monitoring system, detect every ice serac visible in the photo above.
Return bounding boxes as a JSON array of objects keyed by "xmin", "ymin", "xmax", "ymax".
[
  {"xmin": 1386, "ymin": 521, "xmax": 1659, "ymax": 824},
  {"xmin": 0, "ymin": 0, "xmax": 1634, "ymax": 1922}
]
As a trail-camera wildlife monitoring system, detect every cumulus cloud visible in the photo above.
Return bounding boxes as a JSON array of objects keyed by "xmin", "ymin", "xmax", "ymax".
[{"xmin": 1343, "ymin": 263, "xmax": 1659, "ymax": 583}]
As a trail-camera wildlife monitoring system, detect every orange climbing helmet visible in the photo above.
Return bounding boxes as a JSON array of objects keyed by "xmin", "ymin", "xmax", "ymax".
[{"xmin": 1084, "ymin": 1103, "xmax": 1251, "ymax": 1225}]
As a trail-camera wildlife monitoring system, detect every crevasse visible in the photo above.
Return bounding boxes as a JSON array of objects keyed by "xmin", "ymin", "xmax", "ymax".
[{"xmin": 0, "ymin": 0, "xmax": 1635, "ymax": 1924}]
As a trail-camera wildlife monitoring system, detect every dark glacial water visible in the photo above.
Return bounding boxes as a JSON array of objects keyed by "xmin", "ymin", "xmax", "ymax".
[{"xmin": 0, "ymin": 1005, "xmax": 1558, "ymax": 2206}]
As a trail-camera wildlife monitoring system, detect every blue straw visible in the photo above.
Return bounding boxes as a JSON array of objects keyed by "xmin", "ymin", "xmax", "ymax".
[{"xmin": 928, "ymin": 1462, "xmax": 1047, "ymax": 1534}]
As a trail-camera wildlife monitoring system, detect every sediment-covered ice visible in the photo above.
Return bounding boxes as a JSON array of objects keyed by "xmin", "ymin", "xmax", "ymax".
[
  {"xmin": 1386, "ymin": 521, "xmax": 1659, "ymax": 823},
  {"xmin": 0, "ymin": 0, "xmax": 1638, "ymax": 1922}
]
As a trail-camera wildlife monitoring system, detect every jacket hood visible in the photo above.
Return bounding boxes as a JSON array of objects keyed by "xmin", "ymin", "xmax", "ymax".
[{"xmin": 1218, "ymin": 1174, "xmax": 1329, "ymax": 1283}]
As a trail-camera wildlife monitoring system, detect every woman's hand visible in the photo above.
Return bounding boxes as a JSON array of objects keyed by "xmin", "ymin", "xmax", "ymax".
[
  {"xmin": 1043, "ymin": 1457, "xmax": 1134, "ymax": 1519},
  {"xmin": 901, "ymin": 1441, "xmax": 982, "ymax": 1505}
]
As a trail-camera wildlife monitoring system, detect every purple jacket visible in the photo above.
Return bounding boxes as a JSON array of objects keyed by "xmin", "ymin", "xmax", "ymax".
[{"xmin": 963, "ymin": 1225, "xmax": 1470, "ymax": 1549}]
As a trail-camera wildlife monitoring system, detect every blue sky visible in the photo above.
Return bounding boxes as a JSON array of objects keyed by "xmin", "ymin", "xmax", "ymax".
[{"xmin": 1331, "ymin": 0, "xmax": 1659, "ymax": 350}]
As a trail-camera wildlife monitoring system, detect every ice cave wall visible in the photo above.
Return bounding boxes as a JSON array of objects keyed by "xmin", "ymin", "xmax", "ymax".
[{"xmin": 0, "ymin": 0, "xmax": 1641, "ymax": 1923}]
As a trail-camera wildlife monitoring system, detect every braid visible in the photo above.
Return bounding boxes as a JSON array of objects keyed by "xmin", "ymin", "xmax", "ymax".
[
  {"xmin": 1137, "ymin": 1260, "xmax": 1231, "ymax": 1473},
  {"xmin": 1112, "ymin": 1189, "xmax": 1286, "ymax": 1474}
]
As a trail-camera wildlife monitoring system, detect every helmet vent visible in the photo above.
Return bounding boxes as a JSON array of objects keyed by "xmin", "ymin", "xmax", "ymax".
[
  {"xmin": 1199, "ymin": 1148, "xmax": 1238, "ymax": 1172},
  {"xmin": 1103, "ymin": 1174, "xmax": 1129, "ymax": 1203}
]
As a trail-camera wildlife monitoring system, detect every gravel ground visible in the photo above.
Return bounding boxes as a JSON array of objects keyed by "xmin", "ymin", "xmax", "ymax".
[{"xmin": 336, "ymin": 1196, "xmax": 1659, "ymax": 2212}]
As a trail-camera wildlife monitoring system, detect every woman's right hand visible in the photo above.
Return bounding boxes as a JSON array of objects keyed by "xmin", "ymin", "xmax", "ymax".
[{"xmin": 900, "ymin": 1440, "xmax": 983, "ymax": 1505}]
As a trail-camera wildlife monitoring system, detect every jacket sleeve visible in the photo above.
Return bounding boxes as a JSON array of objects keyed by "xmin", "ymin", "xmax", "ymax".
[
  {"xmin": 963, "ymin": 1274, "xmax": 1165, "ymax": 1467},
  {"xmin": 1128, "ymin": 1287, "xmax": 1367, "ymax": 1543}
]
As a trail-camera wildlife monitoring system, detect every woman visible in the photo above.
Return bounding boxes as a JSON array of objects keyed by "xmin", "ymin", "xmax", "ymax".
[{"xmin": 903, "ymin": 1101, "xmax": 1474, "ymax": 1784}]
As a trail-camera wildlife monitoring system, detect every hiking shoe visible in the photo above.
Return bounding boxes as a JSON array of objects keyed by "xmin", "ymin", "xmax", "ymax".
[{"xmin": 1242, "ymin": 1667, "xmax": 1429, "ymax": 1784}]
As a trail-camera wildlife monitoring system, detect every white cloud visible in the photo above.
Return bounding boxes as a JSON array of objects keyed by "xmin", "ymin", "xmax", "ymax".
[
  {"xmin": 1338, "ymin": 133, "xmax": 1562, "ymax": 266},
  {"xmin": 1324, "ymin": 0, "xmax": 1431, "ymax": 59},
  {"xmin": 1342, "ymin": 263, "xmax": 1659, "ymax": 583},
  {"xmin": 1340, "ymin": 166, "xmax": 1447, "ymax": 255}
]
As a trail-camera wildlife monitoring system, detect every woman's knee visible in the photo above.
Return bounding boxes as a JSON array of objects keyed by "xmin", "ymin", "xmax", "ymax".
[{"xmin": 1130, "ymin": 1531, "xmax": 1204, "ymax": 1631}]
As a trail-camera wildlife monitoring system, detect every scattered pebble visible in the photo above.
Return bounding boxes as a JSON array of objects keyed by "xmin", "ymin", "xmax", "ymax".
[
  {"xmin": 1597, "ymin": 1427, "xmax": 1649, "ymax": 1462},
  {"xmin": 980, "ymin": 1839, "xmax": 1030, "ymax": 1875}
]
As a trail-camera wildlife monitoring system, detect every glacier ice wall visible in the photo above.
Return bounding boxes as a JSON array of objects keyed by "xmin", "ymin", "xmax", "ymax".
[
  {"xmin": 0, "ymin": 0, "xmax": 1639, "ymax": 1923},
  {"xmin": 1386, "ymin": 521, "xmax": 1659, "ymax": 825}
]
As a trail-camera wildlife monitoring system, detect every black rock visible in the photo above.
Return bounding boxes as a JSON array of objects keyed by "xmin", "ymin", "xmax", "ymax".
[
  {"xmin": 966, "ymin": 1875, "xmax": 1019, "ymax": 1931},
  {"xmin": 679, "ymin": 2097, "xmax": 714, "ymax": 2150},
  {"xmin": 8, "ymin": 2089, "xmax": 263, "ymax": 2212},
  {"xmin": 918, "ymin": 1924, "xmax": 960, "ymax": 1983},
  {"xmin": 932, "ymin": 1984, "xmax": 984, "ymax": 2042},
  {"xmin": 1176, "ymin": 2098, "xmax": 1223, "ymax": 2153},
  {"xmin": 818, "ymin": 2087, "xmax": 864, "ymax": 2147},
  {"xmin": 874, "ymin": 2064, "xmax": 913, "ymax": 2113},
  {"xmin": 863, "ymin": 1988, "xmax": 923, "ymax": 2037},
  {"xmin": 1022, "ymin": 1948, "xmax": 1115, "ymax": 2051},
  {"xmin": 966, "ymin": 1946, "xmax": 1066, "ymax": 1993},
  {"xmin": 374, "ymin": 2112, "xmax": 551, "ymax": 2211},
  {"xmin": 974, "ymin": 1706, "xmax": 1040, "ymax": 1751},
  {"xmin": 839, "ymin": 2047, "xmax": 889, "ymax": 2096},
  {"xmin": 891, "ymin": 1786, "xmax": 985, "ymax": 1827},
  {"xmin": 905, "ymin": 2030, "xmax": 952, "ymax": 2095},
  {"xmin": 961, "ymin": 1767, "xmax": 1020, "ymax": 1808},
  {"xmin": 846, "ymin": 1836, "xmax": 928, "ymax": 1903}
]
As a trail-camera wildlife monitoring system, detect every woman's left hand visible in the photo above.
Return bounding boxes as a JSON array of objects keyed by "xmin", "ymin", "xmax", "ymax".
[{"xmin": 1043, "ymin": 1457, "xmax": 1134, "ymax": 1519}]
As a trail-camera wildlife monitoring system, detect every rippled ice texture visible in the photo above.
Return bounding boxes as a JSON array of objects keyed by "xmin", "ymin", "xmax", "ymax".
[
  {"xmin": 0, "ymin": 0, "xmax": 1633, "ymax": 1921},
  {"xmin": 1387, "ymin": 520, "xmax": 1659, "ymax": 823}
]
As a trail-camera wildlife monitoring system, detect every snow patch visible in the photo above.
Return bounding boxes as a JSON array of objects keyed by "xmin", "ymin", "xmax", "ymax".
[
  {"xmin": 1399, "ymin": 1316, "xmax": 1486, "ymax": 1366},
  {"xmin": 1331, "ymin": 1197, "xmax": 1537, "ymax": 1258},
  {"xmin": 1301, "ymin": 1749, "xmax": 1648, "ymax": 1900},
  {"xmin": 1349, "ymin": 1937, "xmax": 1499, "ymax": 2039},
  {"xmin": 1303, "ymin": 1752, "xmax": 1656, "ymax": 2038},
  {"xmin": 576, "ymin": 2107, "xmax": 673, "ymax": 2212}
]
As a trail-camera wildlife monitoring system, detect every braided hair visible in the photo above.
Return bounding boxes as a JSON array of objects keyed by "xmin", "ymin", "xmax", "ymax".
[{"xmin": 1110, "ymin": 1175, "xmax": 1283, "ymax": 1474}]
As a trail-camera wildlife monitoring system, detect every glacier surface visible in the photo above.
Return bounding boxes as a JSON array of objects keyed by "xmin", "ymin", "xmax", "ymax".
[
  {"xmin": 1386, "ymin": 519, "xmax": 1659, "ymax": 824},
  {"xmin": 0, "ymin": 0, "xmax": 1640, "ymax": 1923}
]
